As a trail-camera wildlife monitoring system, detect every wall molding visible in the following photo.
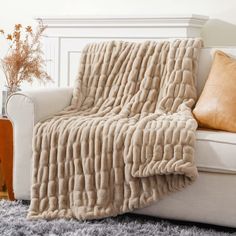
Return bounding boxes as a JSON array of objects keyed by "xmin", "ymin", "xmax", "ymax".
[{"xmin": 36, "ymin": 14, "xmax": 208, "ymax": 28}]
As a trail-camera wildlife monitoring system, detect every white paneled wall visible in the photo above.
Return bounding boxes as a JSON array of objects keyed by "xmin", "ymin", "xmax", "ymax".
[
  {"xmin": 39, "ymin": 15, "xmax": 208, "ymax": 88},
  {"xmin": 2, "ymin": 0, "xmax": 236, "ymax": 47},
  {"xmin": 1, "ymin": 0, "xmax": 236, "ymax": 109}
]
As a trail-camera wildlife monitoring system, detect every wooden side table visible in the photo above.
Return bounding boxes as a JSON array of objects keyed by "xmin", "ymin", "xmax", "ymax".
[{"xmin": 0, "ymin": 117, "xmax": 15, "ymax": 200}]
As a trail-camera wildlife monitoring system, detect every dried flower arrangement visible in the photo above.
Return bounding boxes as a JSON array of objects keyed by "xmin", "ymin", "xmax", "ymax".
[{"xmin": 0, "ymin": 23, "xmax": 52, "ymax": 92}]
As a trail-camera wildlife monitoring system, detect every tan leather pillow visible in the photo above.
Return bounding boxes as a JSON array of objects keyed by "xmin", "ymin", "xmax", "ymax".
[{"xmin": 193, "ymin": 50, "xmax": 236, "ymax": 132}]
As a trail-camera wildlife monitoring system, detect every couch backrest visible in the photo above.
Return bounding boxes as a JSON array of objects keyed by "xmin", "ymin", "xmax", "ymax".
[{"xmin": 196, "ymin": 47, "xmax": 236, "ymax": 97}]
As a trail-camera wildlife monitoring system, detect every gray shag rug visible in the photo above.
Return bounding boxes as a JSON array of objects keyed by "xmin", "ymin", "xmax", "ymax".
[{"xmin": 0, "ymin": 200, "xmax": 235, "ymax": 236}]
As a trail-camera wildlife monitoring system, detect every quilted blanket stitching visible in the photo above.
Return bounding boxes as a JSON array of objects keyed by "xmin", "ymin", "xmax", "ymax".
[{"xmin": 28, "ymin": 39, "xmax": 203, "ymax": 220}]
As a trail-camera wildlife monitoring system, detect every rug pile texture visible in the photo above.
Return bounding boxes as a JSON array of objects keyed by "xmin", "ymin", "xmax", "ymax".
[
  {"xmin": 28, "ymin": 39, "xmax": 203, "ymax": 220},
  {"xmin": 1, "ymin": 200, "xmax": 234, "ymax": 236}
]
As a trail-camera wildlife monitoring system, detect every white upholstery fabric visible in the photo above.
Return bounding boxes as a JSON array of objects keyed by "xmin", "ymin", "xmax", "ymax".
[
  {"xmin": 6, "ymin": 94, "xmax": 34, "ymax": 199},
  {"xmin": 196, "ymin": 130, "xmax": 236, "ymax": 174},
  {"xmin": 6, "ymin": 88, "xmax": 73, "ymax": 199},
  {"xmin": 135, "ymin": 172, "xmax": 236, "ymax": 227}
]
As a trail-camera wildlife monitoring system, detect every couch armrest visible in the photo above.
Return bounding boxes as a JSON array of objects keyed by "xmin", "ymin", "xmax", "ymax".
[
  {"xmin": 6, "ymin": 87, "xmax": 73, "ymax": 199},
  {"xmin": 7, "ymin": 87, "xmax": 73, "ymax": 124}
]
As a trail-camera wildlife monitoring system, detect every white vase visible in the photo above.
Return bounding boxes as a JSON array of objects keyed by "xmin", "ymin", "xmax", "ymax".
[{"xmin": 1, "ymin": 85, "xmax": 21, "ymax": 117}]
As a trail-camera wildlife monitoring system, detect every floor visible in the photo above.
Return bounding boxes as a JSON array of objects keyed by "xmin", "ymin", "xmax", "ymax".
[{"xmin": 1, "ymin": 200, "xmax": 235, "ymax": 236}]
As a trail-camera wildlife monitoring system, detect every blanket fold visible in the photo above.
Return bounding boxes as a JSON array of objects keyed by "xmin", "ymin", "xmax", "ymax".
[{"xmin": 28, "ymin": 39, "xmax": 203, "ymax": 220}]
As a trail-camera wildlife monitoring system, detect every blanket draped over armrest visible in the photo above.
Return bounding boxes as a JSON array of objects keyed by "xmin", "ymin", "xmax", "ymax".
[{"xmin": 28, "ymin": 39, "xmax": 203, "ymax": 220}]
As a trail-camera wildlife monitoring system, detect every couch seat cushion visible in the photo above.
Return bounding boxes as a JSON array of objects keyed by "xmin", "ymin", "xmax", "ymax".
[{"xmin": 196, "ymin": 129, "xmax": 236, "ymax": 174}]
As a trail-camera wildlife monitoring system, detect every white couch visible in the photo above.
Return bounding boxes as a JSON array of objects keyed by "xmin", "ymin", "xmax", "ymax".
[{"xmin": 6, "ymin": 47, "xmax": 236, "ymax": 227}]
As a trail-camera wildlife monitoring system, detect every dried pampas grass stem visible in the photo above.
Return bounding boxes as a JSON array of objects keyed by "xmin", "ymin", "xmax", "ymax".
[{"xmin": 0, "ymin": 22, "xmax": 52, "ymax": 91}]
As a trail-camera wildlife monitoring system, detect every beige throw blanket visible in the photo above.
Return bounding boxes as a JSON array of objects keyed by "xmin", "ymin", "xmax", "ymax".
[{"xmin": 28, "ymin": 39, "xmax": 203, "ymax": 220}]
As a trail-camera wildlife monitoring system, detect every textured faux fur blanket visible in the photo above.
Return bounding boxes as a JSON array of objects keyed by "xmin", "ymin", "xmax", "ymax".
[{"xmin": 28, "ymin": 39, "xmax": 203, "ymax": 220}]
